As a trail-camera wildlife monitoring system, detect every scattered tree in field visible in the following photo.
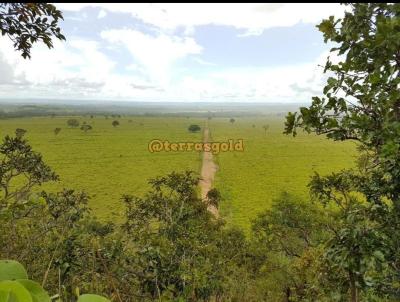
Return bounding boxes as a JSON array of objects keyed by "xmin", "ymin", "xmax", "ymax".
[
  {"xmin": 252, "ymin": 124, "xmax": 256, "ymax": 128},
  {"xmin": 188, "ymin": 124, "xmax": 201, "ymax": 133},
  {"xmin": 284, "ymin": 3, "xmax": 400, "ymax": 300},
  {"xmin": 90, "ymin": 115, "xmax": 94, "ymax": 119},
  {"xmin": 0, "ymin": 3, "xmax": 66, "ymax": 59},
  {"xmin": 67, "ymin": 119, "xmax": 79, "ymax": 128},
  {"xmin": 80, "ymin": 124, "xmax": 92, "ymax": 133},
  {"xmin": 112, "ymin": 120, "xmax": 119, "ymax": 127},
  {"xmin": 15, "ymin": 128, "xmax": 27, "ymax": 138},
  {"xmin": 54, "ymin": 127, "xmax": 61, "ymax": 135},
  {"xmin": 229, "ymin": 118, "xmax": 235, "ymax": 124},
  {"xmin": 262, "ymin": 124, "xmax": 269, "ymax": 135}
]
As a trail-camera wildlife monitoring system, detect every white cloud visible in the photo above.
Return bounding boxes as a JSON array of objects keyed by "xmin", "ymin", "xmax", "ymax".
[
  {"xmin": 0, "ymin": 4, "xmax": 348, "ymax": 102},
  {"xmin": 165, "ymin": 51, "xmax": 333, "ymax": 102},
  {"xmin": 192, "ymin": 57, "xmax": 217, "ymax": 66},
  {"xmin": 0, "ymin": 36, "xmax": 117, "ymax": 98},
  {"xmin": 0, "ymin": 31, "xmax": 336, "ymax": 102},
  {"xmin": 57, "ymin": 3, "xmax": 347, "ymax": 35},
  {"xmin": 100, "ymin": 29, "xmax": 202, "ymax": 87},
  {"xmin": 97, "ymin": 9, "xmax": 107, "ymax": 19}
]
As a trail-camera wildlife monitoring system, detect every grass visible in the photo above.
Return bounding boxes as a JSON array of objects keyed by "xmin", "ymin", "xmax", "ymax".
[
  {"xmin": 0, "ymin": 114, "xmax": 357, "ymax": 232},
  {"xmin": 209, "ymin": 116, "xmax": 358, "ymax": 233},
  {"xmin": 0, "ymin": 115, "xmax": 203, "ymax": 221}
]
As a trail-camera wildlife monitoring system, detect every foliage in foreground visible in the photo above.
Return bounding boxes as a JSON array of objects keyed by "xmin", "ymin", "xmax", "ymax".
[
  {"xmin": 0, "ymin": 260, "xmax": 110, "ymax": 302},
  {"xmin": 0, "ymin": 3, "xmax": 66, "ymax": 59},
  {"xmin": 0, "ymin": 129, "xmax": 395, "ymax": 301},
  {"xmin": 285, "ymin": 3, "xmax": 400, "ymax": 301}
]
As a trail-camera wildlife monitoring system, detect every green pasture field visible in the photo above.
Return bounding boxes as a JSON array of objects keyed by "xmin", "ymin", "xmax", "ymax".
[
  {"xmin": 0, "ymin": 115, "xmax": 204, "ymax": 221},
  {"xmin": 0, "ymin": 114, "xmax": 357, "ymax": 232},
  {"xmin": 209, "ymin": 115, "xmax": 358, "ymax": 233}
]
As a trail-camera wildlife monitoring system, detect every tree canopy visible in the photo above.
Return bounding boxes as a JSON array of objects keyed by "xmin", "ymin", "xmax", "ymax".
[
  {"xmin": 0, "ymin": 3, "xmax": 66, "ymax": 59},
  {"xmin": 284, "ymin": 3, "xmax": 400, "ymax": 300}
]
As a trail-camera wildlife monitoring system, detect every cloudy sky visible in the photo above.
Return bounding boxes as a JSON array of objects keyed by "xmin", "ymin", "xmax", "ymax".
[{"xmin": 0, "ymin": 3, "xmax": 347, "ymax": 103}]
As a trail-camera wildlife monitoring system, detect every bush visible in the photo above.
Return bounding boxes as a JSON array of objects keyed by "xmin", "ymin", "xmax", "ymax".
[
  {"xmin": 188, "ymin": 124, "xmax": 201, "ymax": 132},
  {"xmin": 67, "ymin": 119, "xmax": 79, "ymax": 128}
]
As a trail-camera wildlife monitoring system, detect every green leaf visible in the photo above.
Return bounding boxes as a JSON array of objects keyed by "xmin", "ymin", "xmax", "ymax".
[
  {"xmin": 0, "ymin": 281, "xmax": 32, "ymax": 302},
  {"xmin": 16, "ymin": 280, "xmax": 50, "ymax": 302},
  {"xmin": 373, "ymin": 250, "xmax": 385, "ymax": 262},
  {"xmin": 77, "ymin": 294, "xmax": 110, "ymax": 302},
  {"xmin": 0, "ymin": 261, "xmax": 28, "ymax": 281}
]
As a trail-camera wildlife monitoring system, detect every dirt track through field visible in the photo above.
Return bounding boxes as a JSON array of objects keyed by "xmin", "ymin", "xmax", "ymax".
[{"xmin": 199, "ymin": 121, "xmax": 219, "ymax": 217}]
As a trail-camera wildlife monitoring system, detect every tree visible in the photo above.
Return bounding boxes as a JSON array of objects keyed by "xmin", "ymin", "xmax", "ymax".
[
  {"xmin": 284, "ymin": 3, "xmax": 400, "ymax": 300},
  {"xmin": 0, "ymin": 3, "xmax": 66, "ymax": 59},
  {"xmin": 67, "ymin": 119, "xmax": 79, "ymax": 128},
  {"xmin": 229, "ymin": 118, "xmax": 235, "ymax": 124},
  {"xmin": 0, "ymin": 134, "xmax": 58, "ymax": 207},
  {"xmin": 206, "ymin": 188, "xmax": 221, "ymax": 209},
  {"xmin": 262, "ymin": 124, "xmax": 269, "ymax": 135},
  {"xmin": 252, "ymin": 192, "xmax": 332, "ymax": 300},
  {"xmin": 122, "ymin": 171, "xmax": 226, "ymax": 300},
  {"xmin": 80, "ymin": 124, "xmax": 92, "ymax": 133},
  {"xmin": 188, "ymin": 124, "xmax": 201, "ymax": 133},
  {"xmin": 15, "ymin": 128, "xmax": 27, "ymax": 138},
  {"xmin": 112, "ymin": 120, "xmax": 119, "ymax": 127},
  {"xmin": 54, "ymin": 127, "xmax": 61, "ymax": 135}
]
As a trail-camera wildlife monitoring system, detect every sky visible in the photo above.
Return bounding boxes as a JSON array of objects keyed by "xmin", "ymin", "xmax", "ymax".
[{"xmin": 0, "ymin": 3, "xmax": 348, "ymax": 103}]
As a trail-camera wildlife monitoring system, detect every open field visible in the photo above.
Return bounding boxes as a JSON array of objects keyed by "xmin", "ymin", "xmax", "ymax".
[
  {"xmin": 0, "ymin": 114, "xmax": 357, "ymax": 229},
  {"xmin": 209, "ymin": 116, "xmax": 358, "ymax": 232},
  {"xmin": 0, "ymin": 115, "xmax": 203, "ymax": 220}
]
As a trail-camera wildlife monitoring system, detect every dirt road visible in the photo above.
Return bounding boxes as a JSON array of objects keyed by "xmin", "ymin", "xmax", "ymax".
[{"xmin": 199, "ymin": 122, "xmax": 219, "ymax": 217}]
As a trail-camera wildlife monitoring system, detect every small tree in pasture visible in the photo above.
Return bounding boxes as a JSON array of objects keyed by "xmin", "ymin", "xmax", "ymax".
[
  {"xmin": 112, "ymin": 120, "xmax": 120, "ymax": 127},
  {"xmin": 188, "ymin": 124, "xmax": 201, "ymax": 133},
  {"xmin": 263, "ymin": 124, "xmax": 269, "ymax": 135},
  {"xmin": 15, "ymin": 128, "xmax": 27, "ymax": 138},
  {"xmin": 206, "ymin": 188, "xmax": 221, "ymax": 209},
  {"xmin": 80, "ymin": 124, "xmax": 92, "ymax": 133},
  {"xmin": 54, "ymin": 128, "xmax": 61, "ymax": 135},
  {"xmin": 67, "ymin": 119, "xmax": 79, "ymax": 128}
]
